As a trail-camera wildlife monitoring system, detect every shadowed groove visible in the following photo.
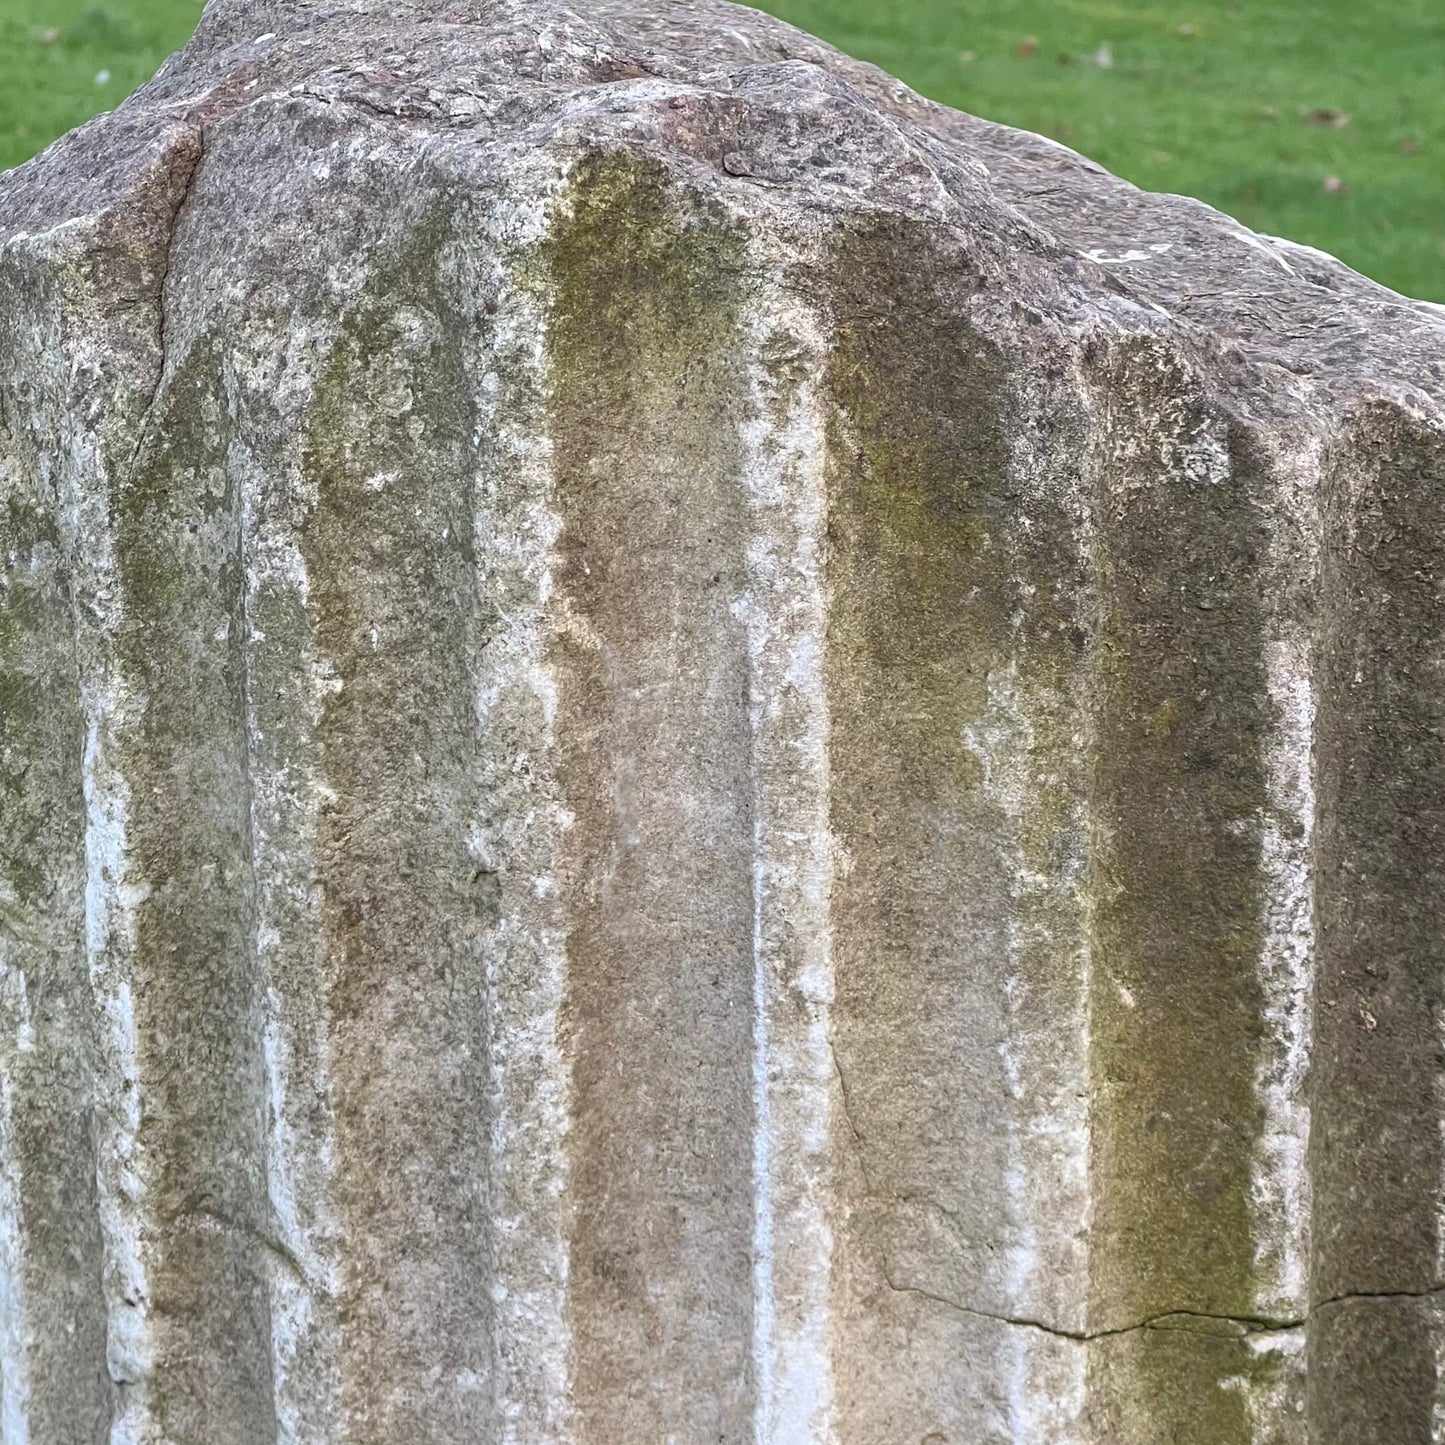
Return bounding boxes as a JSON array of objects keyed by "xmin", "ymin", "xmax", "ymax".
[
  {"xmin": 298, "ymin": 217, "xmax": 498, "ymax": 1441},
  {"xmin": 1307, "ymin": 404, "xmax": 1445, "ymax": 1442},
  {"xmin": 0, "ymin": 391, "xmax": 112, "ymax": 1445},
  {"xmin": 111, "ymin": 334, "xmax": 277, "ymax": 1443},
  {"xmin": 1082, "ymin": 340, "xmax": 1274, "ymax": 1441},
  {"xmin": 543, "ymin": 151, "xmax": 757, "ymax": 1444},
  {"xmin": 821, "ymin": 213, "xmax": 1023, "ymax": 1442}
]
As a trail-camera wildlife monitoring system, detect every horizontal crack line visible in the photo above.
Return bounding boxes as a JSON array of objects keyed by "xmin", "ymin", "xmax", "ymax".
[
  {"xmin": 882, "ymin": 1279, "xmax": 1303, "ymax": 1343},
  {"xmin": 889, "ymin": 1278, "xmax": 1445, "ymax": 1342}
]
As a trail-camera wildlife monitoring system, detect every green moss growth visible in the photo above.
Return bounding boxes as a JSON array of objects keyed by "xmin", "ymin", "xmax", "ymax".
[
  {"xmin": 821, "ymin": 226, "xmax": 1276, "ymax": 1436},
  {"xmin": 822, "ymin": 217, "xmax": 1009, "ymax": 783},
  {"xmin": 540, "ymin": 151, "xmax": 744, "ymax": 413}
]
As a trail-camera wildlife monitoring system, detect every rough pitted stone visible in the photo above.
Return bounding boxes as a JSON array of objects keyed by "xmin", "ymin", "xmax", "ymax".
[{"xmin": 1, "ymin": 0, "xmax": 1444, "ymax": 1440}]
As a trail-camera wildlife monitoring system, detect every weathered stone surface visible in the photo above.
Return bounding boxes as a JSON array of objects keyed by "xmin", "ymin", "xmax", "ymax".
[{"xmin": 2, "ymin": 0, "xmax": 1444, "ymax": 1439}]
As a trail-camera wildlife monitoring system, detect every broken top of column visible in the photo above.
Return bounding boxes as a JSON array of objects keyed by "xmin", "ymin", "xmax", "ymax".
[{"xmin": 6, "ymin": 0, "xmax": 1444, "ymax": 415}]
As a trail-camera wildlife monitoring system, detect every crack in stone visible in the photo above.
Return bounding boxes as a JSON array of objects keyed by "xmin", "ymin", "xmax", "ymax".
[
  {"xmin": 884, "ymin": 1277, "xmax": 1445, "ymax": 1344},
  {"xmin": 301, "ymin": 84, "xmax": 444, "ymax": 123},
  {"xmin": 184, "ymin": 1202, "xmax": 315, "ymax": 1292},
  {"xmin": 880, "ymin": 1275, "xmax": 1305, "ymax": 1343},
  {"xmin": 840, "ymin": 1035, "xmax": 1445, "ymax": 1348},
  {"xmin": 828, "ymin": 1040, "xmax": 862, "ymax": 1150},
  {"xmin": 829, "ymin": 1038, "xmax": 882, "ymax": 1199},
  {"xmin": 124, "ymin": 123, "xmax": 205, "ymax": 480},
  {"xmin": 834, "ymin": 1041, "xmax": 1305, "ymax": 1345}
]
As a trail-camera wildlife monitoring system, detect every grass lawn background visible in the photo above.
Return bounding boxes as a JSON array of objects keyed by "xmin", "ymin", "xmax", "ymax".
[{"xmin": 1, "ymin": 0, "xmax": 1441, "ymax": 301}]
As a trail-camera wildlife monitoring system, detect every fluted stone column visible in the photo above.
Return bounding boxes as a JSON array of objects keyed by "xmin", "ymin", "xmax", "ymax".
[{"xmin": 2, "ymin": 1, "xmax": 1444, "ymax": 1440}]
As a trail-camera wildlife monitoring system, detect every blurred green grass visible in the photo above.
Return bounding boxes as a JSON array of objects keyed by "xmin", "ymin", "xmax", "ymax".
[
  {"xmin": 0, "ymin": 2, "xmax": 201, "ymax": 167},
  {"xmin": 2, "ymin": 0, "xmax": 1441, "ymax": 300}
]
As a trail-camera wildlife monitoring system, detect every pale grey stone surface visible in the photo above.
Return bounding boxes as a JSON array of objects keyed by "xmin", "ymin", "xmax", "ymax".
[{"xmin": 2, "ymin": 1, "xmax": 1444, "ymax": 1440}]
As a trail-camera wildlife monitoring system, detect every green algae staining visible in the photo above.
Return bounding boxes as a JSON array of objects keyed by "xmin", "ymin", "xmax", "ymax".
[
  {"xmin": 542, "ymin": 152, "xmax": 745, "ymax": 411},
  {"xmin": 822, "ymin": 242, "xmax": 1289, "ymax": 1435}
]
